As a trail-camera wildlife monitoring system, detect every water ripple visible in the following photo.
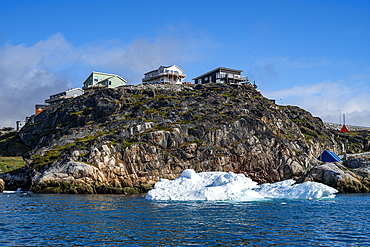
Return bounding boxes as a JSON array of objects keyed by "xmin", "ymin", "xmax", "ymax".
[{"xmin": 0, "ymin": 193, "xmax": 370, "ymax": 246}]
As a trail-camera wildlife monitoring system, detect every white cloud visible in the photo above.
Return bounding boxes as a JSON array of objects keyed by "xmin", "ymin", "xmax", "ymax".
[
  {"xmin": 264, "ymin": 80, "xmax": 370, "ymax": 127},
  {"xmin": 0, "ymin": 30, "xmax": 213, "ymax": 128}
]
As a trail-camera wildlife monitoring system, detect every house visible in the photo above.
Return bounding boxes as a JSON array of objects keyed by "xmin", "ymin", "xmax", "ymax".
[
  {"xmin": 142, "ymin": 65, "xmax": 186, "ymax": 85},
  {"xmin": 192, "ymin": 67, "xmax": 249, "ymax": 84},
  {"xmin": 45, "ymin": 88, "xmax": 84, "ymax": 105},
  {"xmin": 82, "ymin": 72, "xmax": 127, "ymax": 92},
  {"xmin": 16, "ymin": 120, "xmax": 26, "ymax": 130},
  {"xmin": 35, "ymin": 104, "xmax": 47, "ymax": 115}
]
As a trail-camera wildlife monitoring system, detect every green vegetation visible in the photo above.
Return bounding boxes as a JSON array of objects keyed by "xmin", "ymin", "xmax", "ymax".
[
  {"xmin": 0, "ymin": 156, "xmax": 26, "ymax": 173},
  {"xmin": 28, "ymin": 122, "xmax": 40, "ymax": 126},
  {"xmin": 291, "ymin": 118, "xmax": 304, "ymax": 124},
  {"xmin": 193, "ymin": 138, "xmax": 204, "ymax": 147},
  {"xmin": 70, "ymin": 110, "xmax": 84, "ymax": 116},
  {"xmin": 31, "ymin": 133, "xmax": 100, "ymax": 169},
  {"xmin": 56, "ymin": 122, "xmax": 69, "ymax": 128},
  {"xmin": 164, "ymin": 152, "xmax": 177, "ymax": 159},
  {"xmin": 0, "ymin": 132, "xmax": 30, "ymax": 156},
  {"xmin": 31, "ymin": 149, "xmax": 61, "ymax": 169},
  {"xmin": 154, "ymin": 124, "xmax": 173, "ymax": 132},
  {"xmin": 222, "ymin": 91, "xmax": 236, "ymax": 98},
  {"xmin": 121, "ymin": 140, "xmax": 133, "ymax": 150}
]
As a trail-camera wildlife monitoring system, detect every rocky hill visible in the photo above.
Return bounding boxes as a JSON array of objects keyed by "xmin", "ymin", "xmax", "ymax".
[
  {"xmin": 0, "ymin": 131, "xmax": 29, "ymax": 156},
  {"xmin": 1, "ymin": 83, "xmax": 348, "ymax": 193}
]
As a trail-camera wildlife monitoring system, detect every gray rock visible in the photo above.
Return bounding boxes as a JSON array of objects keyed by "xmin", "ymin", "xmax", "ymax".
[
  {"xmin": 344, "ymin": 158, "xmax": 370, "ymax": 169},
  {"xmin": 0, "ymin": 178, "xmax": 4, "ymax": 192},
  {"xmin": 297, "ymin": 163, "xmax": 368, "ymax": 193}
]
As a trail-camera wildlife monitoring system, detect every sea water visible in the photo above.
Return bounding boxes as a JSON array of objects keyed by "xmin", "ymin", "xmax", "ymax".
[{"xmin": 1, "ymin": 192, "xmax": 370, "ymax": 246}]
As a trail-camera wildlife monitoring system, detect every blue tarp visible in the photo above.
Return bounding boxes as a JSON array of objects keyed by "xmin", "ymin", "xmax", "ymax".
[{"xmin": 317, "ymin": 150, "xmax": 342, "ymax": 162}]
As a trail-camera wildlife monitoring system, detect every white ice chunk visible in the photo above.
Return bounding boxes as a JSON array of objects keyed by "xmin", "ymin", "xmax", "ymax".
[
  {"xmin": 2, "ymin": 188, "xmax": 24, "ymax": 194},
  {"xmin": 145, "ymin": 169, "xmax": 260, "ymax": 201},
  {"xmin": 145, "ymin": 170, "xmax": 338, "ymax": 201},
  {"xmin": 254, "ymin": 179, "xmax": 339, "ymax": 199}
]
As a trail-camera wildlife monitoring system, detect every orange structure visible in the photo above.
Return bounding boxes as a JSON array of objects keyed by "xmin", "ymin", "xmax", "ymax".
[{"xmin": 35, "ymin": 104, "xmax": 46, "ymax": 115}]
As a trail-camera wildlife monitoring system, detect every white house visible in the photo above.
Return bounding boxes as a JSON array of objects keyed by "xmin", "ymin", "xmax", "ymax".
[
  {"xmin": 45, "ymin": 88, "xmax": 84, "ymax": 105},
  {"xmin": 142, "ymin": 65, "xmax": 186, "ymax": 85}
]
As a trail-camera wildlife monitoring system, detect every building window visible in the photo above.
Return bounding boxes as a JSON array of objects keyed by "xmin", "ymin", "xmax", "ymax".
[
  {"xmin": 109, "ymin": 81, "xmax": 112, "ymax": 85},
  {"xmin": 94, "ymin": 76, "xmax": 98, "ymax": 82},
  {"xmin": 209, "ymin": 76, "xmax": 212, "ymax": 82},
  {"xmin": 198, "ymin": 79, "xmax": 202, "ymax": 84},
  {"xmin": 216, "ymin": 73, "xmax": 220, "ymax": 79},
  {"xmin": 205, "ymin": 77, "xmax": 208, "ymax": 81}
]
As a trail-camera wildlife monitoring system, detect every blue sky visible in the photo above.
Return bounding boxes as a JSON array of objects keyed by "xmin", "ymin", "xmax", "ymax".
[{"xmin": 1, "ymin": 0, "xmax": 370, "ymax": 127}]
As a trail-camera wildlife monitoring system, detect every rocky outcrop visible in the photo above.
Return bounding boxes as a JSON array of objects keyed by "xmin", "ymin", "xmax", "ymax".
[
  {"xmin": 0, "ymin": 167, "xmax": 33, "ymax": 191},
  {"xmin": 0, "ymin": 132, "xmax": 30, "ymax": 156},
  {"xmin": 10, "ymin": 83, "xmax": 345, "ymax": 194},
  {"xmin": 296, "ymin": 156, "xmax": 370, "ymax": 193},
  {"xmin": 343, "ymin": 158, "xmax": 370, "ymax": 189},
  {"xmin": 296, "ymin": 162, "xmax": 368, "ymax": 193},
  {"xmin": 0, "ymin": 178, "xmax": 4, "ymax": 192}
]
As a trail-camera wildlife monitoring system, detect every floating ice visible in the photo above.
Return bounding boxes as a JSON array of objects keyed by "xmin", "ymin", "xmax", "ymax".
[
  {"xmin": 254, "ymin": 179, "xmax": 338, "ymax": 199},
  {"xmin": 145, "ymin": 169, "xmax": 338, "ymax": 201},
  {"xmin": 2, "ymin": 188, "xmax": 25, "ymax": 194},
  {"xmin": 146, "ymin": 169, "xmax": 261, "ymax": 201}
]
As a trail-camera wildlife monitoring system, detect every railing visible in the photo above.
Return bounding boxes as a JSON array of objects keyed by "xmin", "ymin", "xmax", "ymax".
[
  {"xmin": 145, "ymin": 71, "xmax": 186, "ymax": 78},
  {"xmin": 45, "ymin": 95, "xmax": 71, "ymax": 104},
  {"xmin": 220, "ymin": 74, "xmax": 248, "ymax": 80}
]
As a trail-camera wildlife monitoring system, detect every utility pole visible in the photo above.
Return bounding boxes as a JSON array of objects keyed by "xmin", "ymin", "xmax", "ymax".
[
  {"xmin": 343, "ymin": 114, "xmax": 347, "ymax": 160},
  {"xmin": 338, "ymin": 109, "xmax": 341, "ymax": 126}
]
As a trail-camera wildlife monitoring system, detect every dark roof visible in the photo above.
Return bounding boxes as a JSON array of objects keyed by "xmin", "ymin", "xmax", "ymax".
[
  {"xmin": 192, "ymin": 67, "xmax": 243, "ymax": 80},
  {"xmin": 35, "ymin": 104, "xmax": 47, "ymax": 108}
]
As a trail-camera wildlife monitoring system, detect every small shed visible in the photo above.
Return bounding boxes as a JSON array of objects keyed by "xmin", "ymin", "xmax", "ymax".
[{"xmin": 317, "ymin": 150, "xmax": 342, "ymax": 162}]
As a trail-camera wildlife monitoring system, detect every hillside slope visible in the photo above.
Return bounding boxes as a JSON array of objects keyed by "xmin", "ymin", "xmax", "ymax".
[{"xmin": 11, "ymin": 83, "xmax": 344, "ymax": 193}]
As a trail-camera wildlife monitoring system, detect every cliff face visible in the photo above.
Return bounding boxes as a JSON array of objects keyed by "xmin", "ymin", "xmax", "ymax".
[
  {"xmin": 0, "ymin": 132, "xmax": 30, "ymax": 156},
  {"xmin": 17, "ymin": 83, "xmax": 343, "ymax": 193}
]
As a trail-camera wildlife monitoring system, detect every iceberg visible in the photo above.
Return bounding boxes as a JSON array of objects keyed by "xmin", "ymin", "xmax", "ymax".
[
  {"xmin": 2, "ymin": 188, "xmax": 26, "ymax": 194},
  {"xmin": 254, "ymin": 179, "xmax": 338, "ymax": 199},
  {"xmin": 145, "ymin": 169, "xmax": 338, "ymax": 201}
]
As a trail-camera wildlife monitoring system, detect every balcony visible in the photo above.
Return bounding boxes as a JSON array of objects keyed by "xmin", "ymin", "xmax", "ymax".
[
  {"xmin": 45, "ymin": 95, "xmax": 71, "ymax": 104},
  {"xmin": 143, "ymin": 71, "xmax": 186, "ymax": 82},
  {"xmin": 219, "ymin": 74, "xmax": 248, "ymax": 81}
]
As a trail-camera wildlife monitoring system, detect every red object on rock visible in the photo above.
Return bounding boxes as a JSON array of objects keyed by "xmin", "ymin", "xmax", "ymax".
[{"xmin": 340, "ymin": 125, "xmax": 349, "ymax": 133}]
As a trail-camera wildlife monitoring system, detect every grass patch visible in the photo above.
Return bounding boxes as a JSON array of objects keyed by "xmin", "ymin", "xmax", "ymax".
[
  {"xmin": 0, "ymin": 156, "xmax": 26, "ymax": 173},
  {"xmin": 193, "ymin": 138, "xmax": 204, "ymax": 147},
  {"xmin": 70, "ymin": 110, "xmax": 84, "ymax": 116},
  {"xmin": 32, "ymin": 149, "xmax": 61, "ymax": 169},
  {"xmin": 154, "ymin": 124, "xmax": 173, "ymax": 132},
  {"xmin": 291, "ymin": 118, "xmax": 304, "ymax": 124},
  {"xmin": 164, "ymin": 152, "xmax": 177, "ymax": 159},
  {"xmin": 56, "ymin": 122, "xmax": 69, "ymax": 128},
  {"xmin": 121, "ymin": 140, "xmax": 133, "ymax": 149}
]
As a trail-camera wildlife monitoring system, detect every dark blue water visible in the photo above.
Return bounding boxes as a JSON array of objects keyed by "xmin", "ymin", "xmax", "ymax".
[{"xmin": 0, "ymin": 192, "xmax": 369, "ymax": 246}]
